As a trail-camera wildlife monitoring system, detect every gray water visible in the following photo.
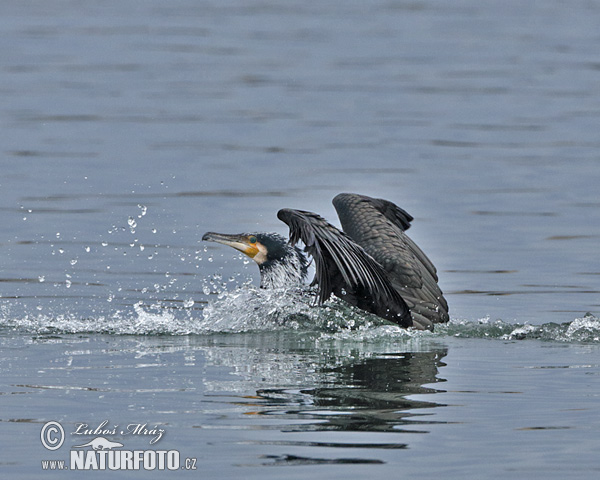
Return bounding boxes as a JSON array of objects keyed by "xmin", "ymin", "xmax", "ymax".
[{"xmin": 1, "ymin": 0, "xmax": 599, "ymax": 478}]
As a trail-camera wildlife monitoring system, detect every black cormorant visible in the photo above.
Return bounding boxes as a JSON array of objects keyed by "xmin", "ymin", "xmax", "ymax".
[{"xmin": 203, "ymin": 193, "xmax": 449, "ymax": 330}]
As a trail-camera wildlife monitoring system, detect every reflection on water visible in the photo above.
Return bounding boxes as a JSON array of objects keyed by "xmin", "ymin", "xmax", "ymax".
[
  {"xmin": 253, "ymin": 359, "xmax": 446, "ymax": 466},
  {"xmin": 2, "ymin": 331, "xmax": 599, "ymax": 477},
  {"xmin": 189, "ymin": 336, "xmax": 448, "ymax": 466},
  {"xmin": 0, "ymin": 332, "xmax": 448, "ymax": 467},
  {"xmin": 248, "ymin": 350, "xmax": 446, "ymax": 438}
]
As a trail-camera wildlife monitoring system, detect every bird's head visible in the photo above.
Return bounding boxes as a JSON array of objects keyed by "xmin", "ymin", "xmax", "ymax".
[
  {"xmin": 201, "ymin": 232, "xmax": 273, "ymax": 265},
  {"xmin": 202, "ymin": 231, "xmax": 308, "ymax": 288}
]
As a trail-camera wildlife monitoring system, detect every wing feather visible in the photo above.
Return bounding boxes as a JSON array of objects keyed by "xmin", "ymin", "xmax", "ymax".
[
  {"xmin": 333, "ymin": 193, "xmax": 449, "ymax": 329},
  {"xmin": 277, "ymin": 208, "xmax": 413, "ymax": 327}
]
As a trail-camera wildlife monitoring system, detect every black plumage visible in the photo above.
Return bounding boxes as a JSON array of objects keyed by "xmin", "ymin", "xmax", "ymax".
[
  {"xmin": 330, "ymin": 193, "xmax": 449, "ymax": 329},
  {"xmin": 277, "ymin": 208, "xmax": 413, "ymax": 327}
]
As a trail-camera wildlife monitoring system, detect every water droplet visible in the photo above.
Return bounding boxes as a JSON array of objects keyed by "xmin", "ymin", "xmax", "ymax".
[
  {"xmin": 139, "ymin": 245, "xmax": 145, "ymax": 251},
  {"xmin": 128, "ymin": 216, "xmax": 137, "ymax": 233},
  {"xmin": 137, "ymin": 204, "xmax": 147, "ymax": 217},
  {"xmin": 101, "ymin": 242, "xmax": 108, "ymax": 247},
  {"xmin": 58, "ymin": 249, "xmax": 64, "ymax": 254},
  {"xmin": 151, "ymin": 228, "xmax": 157, "ymax": 234},
  {"xmin": 202, "ymin": 285, "xmax": 211, "ymax": 295},
  {"xmin": 70, "ymin": 259, "xmax": 78, "ymax": 266},
  {"xmin": 56, "ymin": 232, "xmax": 61, "ymax": 238},
  {"xmin": 65, "ymin": 279, "xmax": 72, "ymax": 288},
  {"xmin": 183, "ymin": 298, "xmax": 195, "ymax": 308},
  {"xmin": 84, "ymin": 246, "xmax": 91, "ymax": 253},
  {"xmin": 38, "ymin": 276, "xmax": 45, "ymax": 283}
]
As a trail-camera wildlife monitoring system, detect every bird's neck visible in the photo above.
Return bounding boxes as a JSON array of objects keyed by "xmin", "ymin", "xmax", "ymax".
[{"xmin": 258, "ymin": 257, "xmax": 305, "ymax": 289}]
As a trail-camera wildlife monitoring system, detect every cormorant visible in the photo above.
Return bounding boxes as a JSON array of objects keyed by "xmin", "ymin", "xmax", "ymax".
[{"xmin": 202, "ymin": 193, "xmax": 449, "ymax": 330}]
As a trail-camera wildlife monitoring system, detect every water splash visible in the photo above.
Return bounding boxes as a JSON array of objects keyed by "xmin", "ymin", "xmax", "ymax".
[
  {"xmin": 0, "ymin": 304, "xmax": 199, "ymax": 336},
  {"xmin": 0, "ymin": 288, "xmax": 598, "ymax": 342},
  {"xmin": 503, "ymin": 314, "xmax": 600, "ymax": 342},
  {"xmin": 200, "ymin": 287, "xmax": 310, "ymax": 332},
  {"xmin": 198, "ymin": 286, "xmax": 373, "ymax": 333},
  {"xmin": 430, "ymin": 313, "xmax": 600, "ymax": 343}
]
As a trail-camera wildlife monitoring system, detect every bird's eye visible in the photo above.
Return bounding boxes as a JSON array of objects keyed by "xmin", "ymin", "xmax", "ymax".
[{"xmin": 249, "ymin": 236, "xmax": 257, "ymax": 244}]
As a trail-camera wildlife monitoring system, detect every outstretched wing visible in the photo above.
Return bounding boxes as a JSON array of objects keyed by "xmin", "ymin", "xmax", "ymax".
[
  {"xmin": 277, "ymin": 208, "xmax": 412, "ymax": 327},
  {"xmin": 333, "ymin": 193, "xmax": 449, "ymax": 329}
]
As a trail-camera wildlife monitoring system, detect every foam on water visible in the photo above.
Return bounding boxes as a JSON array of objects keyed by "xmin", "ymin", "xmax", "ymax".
[
  {"xmin": 0, "ymin": 303, "xmax": 198, "ymax": 336},
  {"xmin": 431, "ymin": 314, "xmax": 600, "ymax": 343},
  {"xmin": 0, "ymin": 289, "xmax": 598, "ymax": 343}
]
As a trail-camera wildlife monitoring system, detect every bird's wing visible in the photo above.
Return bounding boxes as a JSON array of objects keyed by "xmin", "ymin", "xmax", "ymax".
[
  {"xmin": 333, "ymin": 193, "xmax": 449, "ymax": 329},
  {"xmin": 277, "ymin": 208, "xmax": 413, "ymax": 327},
  {"xmin": 360, "ymin": 196, "xmax": 414, "ymax": 231}
]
